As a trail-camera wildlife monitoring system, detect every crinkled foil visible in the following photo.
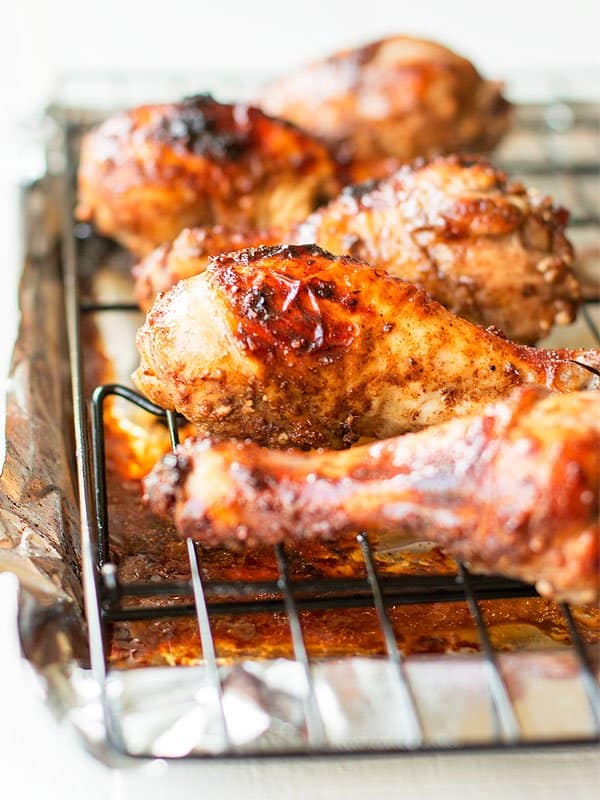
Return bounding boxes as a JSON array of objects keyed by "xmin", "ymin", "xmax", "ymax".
[
  {"xmin": 1, "ymin": 96, "xmax": 599, "ymax": 764},
  {"xmin": 42, "ymin": 653, "xmax": 598, "ymax": 758},
  {"xmin": 0, "ymin": 179, "xmax": 86, "ymax": 668}
]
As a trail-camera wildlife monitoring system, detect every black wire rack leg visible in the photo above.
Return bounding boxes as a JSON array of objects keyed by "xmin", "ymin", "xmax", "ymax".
[
  {"xmin": 457, "ymin": 562, "xmax": 521, "ymax": 744},
  {"xmin": 357, "ymin": 534, "xmax": 424, "ymax": 747},
  {"xmin": 166, "ymin": 410, "xmax": 230, "ymax": 750},
  {"xmin": 274, "ymin": 543, "xmax": 327, "ymax": 746},
  {"xmin": 187, "ymin": 538, "xmax": 231, "ymax": 750},
  {"xmin": 61, "ymin": 170, "xmax": 126, "ymax": 753},
  {"xmin": 559, "ymin": 603, "xmax": 600, "ymax": 734},
  {"xmin": 91, "ymin": 382, "xmax": 171, "ymax": 567}
]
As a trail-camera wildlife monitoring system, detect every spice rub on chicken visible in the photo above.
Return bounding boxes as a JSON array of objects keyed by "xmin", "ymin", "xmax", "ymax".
[{"xmin": 133, "ymin": 245, "xmax": 599, "ymax": 449}]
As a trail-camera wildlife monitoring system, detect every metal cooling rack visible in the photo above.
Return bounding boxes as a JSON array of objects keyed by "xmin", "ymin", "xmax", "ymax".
[{"xmin": 58, "ymin": 99, "xmax": 600, "ymax": 759}]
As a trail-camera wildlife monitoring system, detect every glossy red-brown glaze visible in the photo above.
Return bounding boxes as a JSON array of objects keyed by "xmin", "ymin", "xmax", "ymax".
[
  {"xmin": 143, "ymin": 388, "xmax": 600, "ymax": 603},
  {"xmin": 211, "ymin": 245, "xmax": 360, "ymax": 359},
  {"xmin": 77, "ymin": 95, "xmax": 339, "ymax": 256}
]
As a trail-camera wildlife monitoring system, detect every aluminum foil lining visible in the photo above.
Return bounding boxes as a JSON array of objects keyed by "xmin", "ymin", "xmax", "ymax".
[
  {"xmin": 40, "ymin": 651, "xmax": 595, "ymax": 759},
  {"xmin": 0, "ymin": 179, "xmax": 86, "ymax": 669}
]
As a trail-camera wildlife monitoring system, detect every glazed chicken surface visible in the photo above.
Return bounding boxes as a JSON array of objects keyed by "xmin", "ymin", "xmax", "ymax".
[
  {"xmin": 258, "ymin": 35, "xmax": 511, "ymax": 182},
  {"xmin": 76, "ymin": 95, "xmax": 338, "ymax": 256},
  {"xmin": 133, "ymin": 156, "xmax": 580, "ymax": 344},
  {"xmin": 133, "ymin": 245, "xmax": 600, "ymax": 449},
  {"xmin": 143, "ymin": 387, "xmax": 600, "ymax": 604},
  {"xmin": 296, "ymin": 157, "xmax": 580, "ymax": 344}
]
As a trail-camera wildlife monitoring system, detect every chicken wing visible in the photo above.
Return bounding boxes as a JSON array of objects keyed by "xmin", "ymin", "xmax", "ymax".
[
  {"xmin": 133, "ymin": 156, "xmax": 579, "ymax": 344},
  {"xmin": 132, "ymin": 245, "xmax": 599, "ymax": 449},
  {"xmin": 76, "ymin": 95, "xmax": 339, "ymax": 256},
  {"xmin": 258, "ymin": 35, "xmax": 511, "ymax": 180},
  {"xmin": 143, "ymin": 387, "xmax": 600, "ymax": 603}
]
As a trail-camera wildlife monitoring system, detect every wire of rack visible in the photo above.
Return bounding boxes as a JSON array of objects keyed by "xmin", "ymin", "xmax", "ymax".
[{"xmin": 60, "ymin": 100, "xmax": 600, "ymax": 759}]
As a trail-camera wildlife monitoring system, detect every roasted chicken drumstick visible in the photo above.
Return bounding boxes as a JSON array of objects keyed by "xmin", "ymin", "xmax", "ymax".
[
  {"xmin": 296, "ymin": 156, "xmax": 579, "ymax": 344},
  {"xmin": 133, "ymin": 156, "xmax": 579, "ymax": 344},
  {"xmin": 133, "ymin": 245, "xmax": 599, "ymax": 449},
  {"xmin": 143, "ymin": 388, "xmax": 600, "ymax": 603},
  {"xmin": 77, "ymin": 95, "xmax": 338, "ymax": 255},
  {"xmin": 258, "ymin": 35, "xmax": 511, "ymax": 181}
]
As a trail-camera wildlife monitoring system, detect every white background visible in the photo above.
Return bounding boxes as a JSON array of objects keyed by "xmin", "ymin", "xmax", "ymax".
[
  {"xmin": 3, "ymin": 0, "xmax": 600, "ymax": 122},
  {"xmin": 1, "ymin": 2, "xmax": 599, "ymax": 798}
]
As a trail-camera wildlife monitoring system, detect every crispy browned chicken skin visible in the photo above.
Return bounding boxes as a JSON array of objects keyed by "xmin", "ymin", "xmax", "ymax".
[
  {"xmin": 258, "ymin": 35, "xmax": 511, "ymax": 181},
  {"xmin": 297, "ymin": 156, "xmax": 579, "ymax": 343},
  {"xmin": 76, "ymin": 95, "xmax": 338, "ymax": 255},
  {"xmin": 133, "ymin": 156, "xmax": 579, "ymax": 344},
  {"xmin": 133, "ymin": 245, "xmax": 599, "ymax": 449},
  {"xmin": 143, "ymin": 387, "xmax": 600, "ymax": 604}
]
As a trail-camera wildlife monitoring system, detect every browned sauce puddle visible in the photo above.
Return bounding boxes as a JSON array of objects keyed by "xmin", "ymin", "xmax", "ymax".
[{"xmin": 82, "ymin": 317, "xmax": 599, "ymax": 670}]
